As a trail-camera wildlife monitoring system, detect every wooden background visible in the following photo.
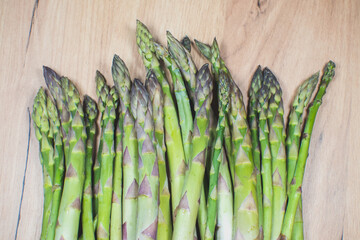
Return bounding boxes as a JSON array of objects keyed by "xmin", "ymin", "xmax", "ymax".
[{"xmin": 1, "ymin": 0, "xmax": 359, "ymax": 239}]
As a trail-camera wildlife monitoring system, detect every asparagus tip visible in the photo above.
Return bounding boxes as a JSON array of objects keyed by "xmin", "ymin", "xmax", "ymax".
[{"xmin": 43, "ymin": 66, "xmax": 61, "ymax": 88}]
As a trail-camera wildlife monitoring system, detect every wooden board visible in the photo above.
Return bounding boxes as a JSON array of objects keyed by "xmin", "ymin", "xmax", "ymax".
[{"xmin": 1, "ymin": 0, "xmax": 359, "ymax": 239}]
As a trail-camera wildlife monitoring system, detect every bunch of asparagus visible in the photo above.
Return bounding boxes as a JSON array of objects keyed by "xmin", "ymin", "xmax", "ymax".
[{"xmin": 32, "ymin": 20, "xmax": 335, "ymax": 240}]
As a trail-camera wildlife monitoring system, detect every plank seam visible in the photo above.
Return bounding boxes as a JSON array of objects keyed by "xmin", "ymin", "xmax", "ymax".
[
  {"xmin": 26, "ymin": 0, "xmax": 40, "ymax": 53},
  {"xmin": 14, "ymin": 108, "xmax": 31, "ymax": 240}
]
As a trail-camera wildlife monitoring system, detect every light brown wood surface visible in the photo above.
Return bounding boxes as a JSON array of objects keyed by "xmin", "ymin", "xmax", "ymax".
[{"xmin": 1, "ymin": 0, "xmax": 359, "ymax": 239}]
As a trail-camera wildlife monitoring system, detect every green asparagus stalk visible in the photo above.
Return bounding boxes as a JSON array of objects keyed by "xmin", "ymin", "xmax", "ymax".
[
  {"xmin": 248, "ymin": 66, "xmax": 264, "ymax": 239},
  {"xmin": 167, "ymin": 31, "xmax": 197, "ymax": 102},
  {"xmin": 281, "ymin": 61, "xmax": 335, "ymax": 240},
  {"xmin": 136, "ymin": 20, "xmax": 186, "ymax": 216},
  {"xmin": 97, "ymin": 83, "xmax": 116, "ymax": 240},
  {"xmin": 94, "ymin": 71, "xmax": 110, "ymax": 222},
  {"xmin": 257, "ymin": 84, "xmax": 272, "ymax": 240},
  {"xmin": 198, "ymin": 108, "xmax": 217, "ymax": 240},
  {"xmin": 205, "ymin": 70, "xmax": 230, "ymax": 240},
  {"xmin": 216, "ymin": 146, "xmax": 233, "ymax": 240},
  {"xmin": 122, "ymin": 107, "xmax": 139, "ymax": 239},
  {"xmin": 172, "ymin": 64, "xmax": 213, "ymax": 240},
  {"xmin": 55, "ymin": 77, "xmax": 86, "ymax": 240},
  {"xmin": 32, "ymin": 88, "xmax": 53, "ymax": 240},
  {"xmin": 110, "ymin": 87, "xmax": 123, "ymax": 240},
  {"xmin": 230, "ymin": 82, "xmax": 259, "ymax": 240},
  {"xmin": 286, "ymin": 73, "xmax": 319, "ymax": 240},
  {"xmin": 82, "ymin": 96, "xmax": 98, "ymax": 240},
  {"xmin": 46, "ymin": 95, "xmax": 65, "ymax": 240},
  {"xmin": 153, "ymin": 42, "xmax": 193, "ymax": 167},
  {"xmin": 111, "ymin": 55, "xmax": 139, "ymax": 239},
  {"xmin": 146, "ymin": 72, "xmax": 172, "ymax": 239},
  {"xmin": 292, "ymin": 199, "xmax": 304, "ymax": 240},
  {"xmin": 132, "ymin": 79, "xmax": 159, "ymax": 240},
  {"xmin": 262, "ymin": 68, "xmax": 287, "ymax": 240}
]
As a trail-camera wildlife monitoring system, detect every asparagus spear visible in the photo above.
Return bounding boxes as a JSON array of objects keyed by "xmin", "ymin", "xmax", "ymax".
[
  {"xmin": 94, "ymin": 71, "xmax": 110, "ymax": 220},
  {"xmin": 136, "ymin": 20, "xmax": 186, "ymax": 216},
  {"xmin": 286, "ymin": 73, "xmax": 319, "ymax": 240},
  {"xmin": 46, "ymin": 95, "xmax": 65, "ymax": 240},
  {"xmin": 96, "ymin": 81, "xmax": 116, "ymax": 240},
  {"xmin": 112, "ymin": 55, "xmax": 139, "ymax": 239},
  {"xmin": 146, "ymin": 72, "xmax": 172, "ymax": 239},
  {"xmin": 82, "ymin": 96, "xmax": 98, "ymax": 240},
  {"xmin": 230, "ymin": 82, "xmax": 259, "ymax": 240},
  {"xmin": 32, "ymin": 88, "xmax": 53, "ymax": 240},
  {"xmin": 286, "ymin": 73, "xmax": 319, "ymax": 191},
  {"xmin": 172, "ymin": 64, "xmax": 213, "ymax": 240},
  {"xmin": 216, "ymin": 146, "xmax": 233, "ymax": 240},
  {"xmin": 153, "ymin": 42, "xmax": 193, "ymax": 167},
  {"xmin": 248, "ymin": 66, "xmax": 264, "ymax": 238},
  {"xmin": 262, "ymin": 68, "xmax": 287, "ymax": 240},
  {"xmin": 132, "ymin": 79, "xmax": 159, "ymax": 240},
  {"xmin": 205, "ymin": 70, "xmax": 230, "ymax": 240},
  {"xmin": 55, "ymin": 77, "xmax": 86, "ymax": 240},
  {"xmin": 257, "ymin": 84, "xmax": 272, "ymax": 240},
  {"xmin": 155, "ymin": 40, "xmax": 207, "ymax": 239},
  {"xmin": 110, "ymin": 87, "xmax": 123, "ymax": 240},
  {"xmin": 167, "ymin": 31, "xmax": 197, "ymax": 102},
  {"xmin": 281, "ymin": 61, "xmax": 335, "ymax": 240}
]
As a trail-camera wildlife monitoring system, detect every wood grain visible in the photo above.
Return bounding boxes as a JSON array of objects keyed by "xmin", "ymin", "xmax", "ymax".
[{"xmin": 1, "ymin": 0, "xmax": 359, "ymax": 239}]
